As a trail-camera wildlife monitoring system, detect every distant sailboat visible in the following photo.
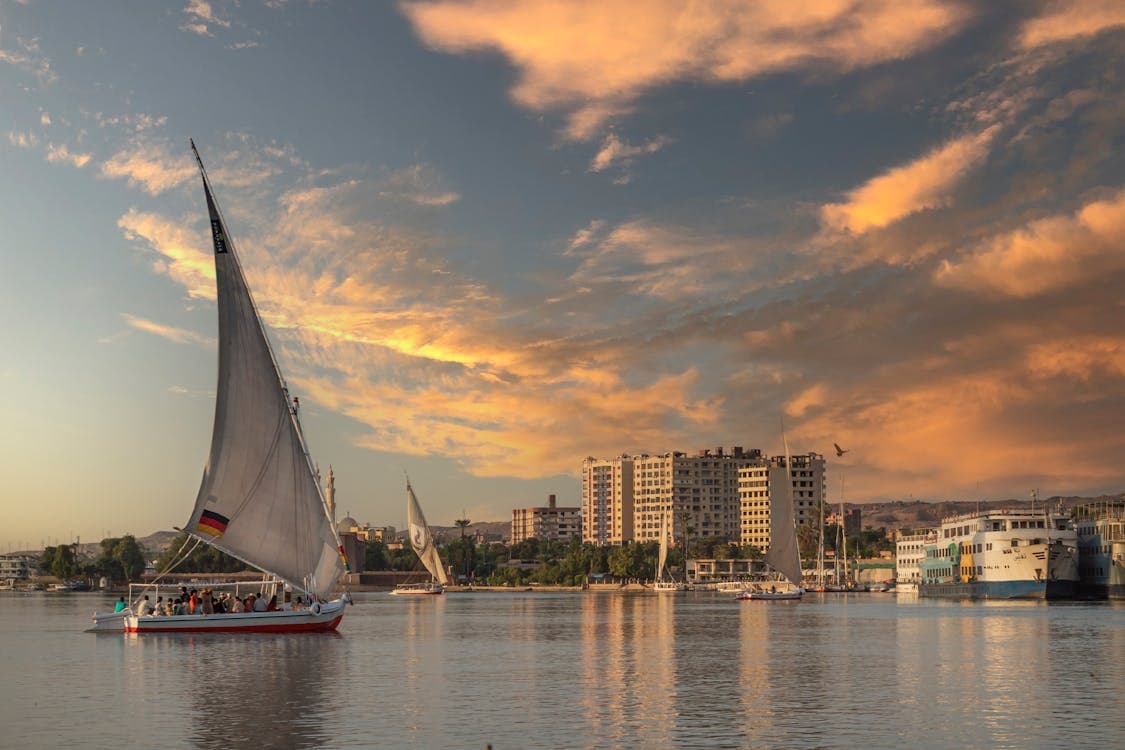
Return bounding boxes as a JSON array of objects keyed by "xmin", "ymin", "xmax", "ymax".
[
  {"xmin": 738, "ymin": 434, "xmax": 804, "ymax": 601},
  {"xmin": 653, "ymin": 512, "xmax": 687, "ymax": 592},
  {"xmin": 390, "ymin": 480, "xmax": 450, "ymax": 595},
  {"xmin": 90, "ymin": 141, "xmax": 352, "ymax": 633}
]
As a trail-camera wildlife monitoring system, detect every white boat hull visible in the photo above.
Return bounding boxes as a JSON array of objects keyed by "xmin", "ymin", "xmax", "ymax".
[{"xmin": 91, "ymin": 598, "xmax": 348, "ymax": 633}]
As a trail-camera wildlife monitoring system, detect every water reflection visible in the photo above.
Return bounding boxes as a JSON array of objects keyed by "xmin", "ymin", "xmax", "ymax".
[{"xmin": 123, "ymin": 632, "xmax": 342, "ymax": 749}]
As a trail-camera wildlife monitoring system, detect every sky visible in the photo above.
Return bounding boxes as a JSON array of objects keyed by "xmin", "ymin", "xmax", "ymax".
[{"xmin": 2, "ymin": 1, "xmax": 1123, "ymax": 550}]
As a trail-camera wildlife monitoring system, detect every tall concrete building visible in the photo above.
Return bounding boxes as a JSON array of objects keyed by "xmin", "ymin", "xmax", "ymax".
[
  {"xmin": 581, "ymin": 456, "xmax": 635, "ymax": 545},
  {"xmin": 633, "ymin": 447, "xmax": 763, "ymax": 544},
  {"xmin": 739, "ymin": 452, "xmax": 826, "ymax": 550},
  {"xmin": 511, "ymin": 494, "xmax": 582, "ymax": 544}
]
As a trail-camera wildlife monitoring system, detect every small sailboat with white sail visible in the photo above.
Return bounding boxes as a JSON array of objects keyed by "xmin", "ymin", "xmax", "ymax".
[
  {"xmin": 390, "ymin": 480, "xmax": 450, "ymax": 595},
  {"xmin": 653, "ymin": 512, "xmax": 687, "ymax": 592},
  {"xmin": 89, "ymin": 141, "xmax": 352, "ymax": 633},
  {"xmin": 737, "ymin": 434, "xmax": 804, "ymax": 601}
]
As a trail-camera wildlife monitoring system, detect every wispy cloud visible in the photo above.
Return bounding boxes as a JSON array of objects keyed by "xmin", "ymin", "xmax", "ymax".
[
  {"xmin": 121, "ymin": 314, "xmax": 215, "ymax": 347},
  {"xmin": 588, "ymin": 133, "xmax": 672, "ymax": 175},
  {"xmin": 401, "ymin": 0, "xmax": 971, "ymax": 139},
  {"xmin": 101, "ymin": 139, "xmax": 196, "ymax": 195},
  {"xmin": 1018, "ymin": 0, "xmax": 1125, "ymax": 49},
  {"xmin": 7, "ymin": 131, "xmax": 38, "ymax": 149},
  {"xmin": 820, "ymin": 127, "xmax": 997, "ymax": 236},
  {"xmin": 117, "ymin": 208, "xmax": 215, "ymax": 299},
  {"xmin": 0, "ymin": 36, "xmax": 56, "ymax": 83},
  {"xmin": 44, "ymin": 143, "xmax": 91, "ymax": 168},
  {"xmin": 180, "ymin": 0, "xmax": 231, "ymax": 37},
  {"xmin": 378, "ymin": 164, "xmax": 460, "ymax": 206}
]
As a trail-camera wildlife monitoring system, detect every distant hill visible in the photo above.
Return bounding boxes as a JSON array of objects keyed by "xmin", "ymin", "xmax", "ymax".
[{"xmin": 849, "ymin": 494, "xmax": 1125, "ymax": 532}]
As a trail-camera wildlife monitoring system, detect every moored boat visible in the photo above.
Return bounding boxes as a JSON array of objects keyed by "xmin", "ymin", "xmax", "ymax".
[
  {"xmin": 919, "ymin": 505, "xmax": 1078, "ymax": 600},
  {"xmin": 737, "ymin": 433, "xmax": 803, "ymax": 602},
  {"xmin": 1076, "ymin": 509, "xmax": 1125, "ymax": 599}
]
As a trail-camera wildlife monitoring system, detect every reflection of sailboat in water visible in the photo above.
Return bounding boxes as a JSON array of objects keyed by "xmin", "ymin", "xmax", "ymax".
[
  {"xmin": 91, "ymin": 142, "xmax": 351, "ymax": 633},
  {"xmin": 390, "ymin": 480, "xmax": 450, "ymax": 595},
  {"xmin": 738, "ymin": 434, "xmax": 804, "ymax": 601},
  {"xmin": 653, "ymin": 512, "xmax": 687, "ymax": 592}
]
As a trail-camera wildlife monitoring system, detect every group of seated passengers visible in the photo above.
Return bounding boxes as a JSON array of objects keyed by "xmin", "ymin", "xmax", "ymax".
[{"xmin": 131, "ymin": 588, "xmax": 308, "ymax": 616}]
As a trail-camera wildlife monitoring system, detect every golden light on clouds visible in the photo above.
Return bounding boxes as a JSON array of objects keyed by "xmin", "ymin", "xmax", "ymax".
[
  {"xmin": 402, "ymin": 0, "xmax": 969, "ymax": 139},
  {"xmin": 935, "ymin": 188, "xmax": 1125, "ymax": 297},
  {"xmin": 1018, "ymin": 0, "xmax": 1125, "ymax": 49},
  {"xmin": 820, "ymin": 127, "xmax": 996, "ymax": 235}
]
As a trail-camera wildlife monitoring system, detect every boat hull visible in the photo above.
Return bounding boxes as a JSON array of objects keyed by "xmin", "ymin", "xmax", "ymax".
[
  {"xmin": 389, "ymin": 583, "xmax": 444, "ymax": 595},
  {"xmin": 737, "ymin": 589, "xmax": 803, "ymax": 601},
  {"xmin": 93, "ymin": 599, "xmax": 348, "ymax": 633},
  {"xmin": 918, "ymin": 579, "xmax": 1076, "ymax": 600}
]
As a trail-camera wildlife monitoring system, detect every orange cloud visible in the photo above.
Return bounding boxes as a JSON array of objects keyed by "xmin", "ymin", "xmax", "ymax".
[
  {"xmin": 401, "ymin": 0, "xmax": 970, "ymax": 139},
  {"xmin": 1018, "ymin": 0, "xmax": 1125, "ymax": 49},
  {"xmin": 102, "ymin": 141, "xmax": 196, "ymax": 195},
  {"xmin": 121, "ymin": 314, "xmax": 215, "ymax": 347},
  {"xmin": 117, "ymin": 208, "xmax": 215, "ymax": 299},
  {"xmin": 934, "ymin": 188, "xmax": 1125, "ymax": 297},
  {"xmin": 820, "ymin": 127, "xmax": 996, "ymax": 235}
]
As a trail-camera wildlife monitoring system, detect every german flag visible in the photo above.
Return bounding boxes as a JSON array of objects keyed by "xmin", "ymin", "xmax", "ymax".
[{"xmin": 196, "ymin": 509, "xmax": 230, "ymax": 538}]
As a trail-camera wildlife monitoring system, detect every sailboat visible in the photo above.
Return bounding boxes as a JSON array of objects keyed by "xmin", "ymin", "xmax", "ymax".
[
  {"xmin": 653, "ymin": 512, "xmax": 687, "ymax": 592},
  {"xmin": 737, "ymin": 434, "xmax": 804, "ymax": 601},
  {"xmin": 90, "ymin": 141, "xmax": 352, "ymax": 633},
  {"xmin": 390, "ymin": 480, "xmax": 450, "ymax": 595}
]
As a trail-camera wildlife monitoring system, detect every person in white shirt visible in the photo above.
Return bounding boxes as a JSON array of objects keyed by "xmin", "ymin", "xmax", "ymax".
[
  {"xmin": 136, "ymin": 596, "xmax": 152, "ymax": 616},
  {"xmin": 252, "ymin": 594, "xmax": 268, "ymax": 612}
]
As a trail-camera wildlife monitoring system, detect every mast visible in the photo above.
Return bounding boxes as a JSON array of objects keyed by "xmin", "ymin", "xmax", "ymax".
[{"xmin": 840, "ymin": 474, "xmax": 848, "ymax": 587}]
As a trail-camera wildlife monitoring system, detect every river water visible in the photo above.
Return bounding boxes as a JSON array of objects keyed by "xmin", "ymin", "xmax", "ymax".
[{"xmin": 1, "ymin": 590, "xmax": 1122, "ymax": 749}]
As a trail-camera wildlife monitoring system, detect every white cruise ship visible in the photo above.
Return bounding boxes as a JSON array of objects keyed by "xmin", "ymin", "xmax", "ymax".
[
  {"xmin": 919, "ymin": 508, "xmax": 1078, "ymax": 600},
  {"xmin": 895, "ymin": 531, "xmax": 936, "ymax": 593},
  {"xmin": 1076, "ymin": 512, "xmax": 1125, "ymax": 599}
]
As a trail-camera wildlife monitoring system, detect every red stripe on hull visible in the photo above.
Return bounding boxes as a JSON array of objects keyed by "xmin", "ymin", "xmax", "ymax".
[{"xmin": 125, "ymin": 615, "xmax": 342, "ymax": 634}]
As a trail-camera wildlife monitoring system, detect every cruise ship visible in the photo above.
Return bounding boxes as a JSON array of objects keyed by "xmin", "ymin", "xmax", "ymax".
[
  {"xmin": 919, "ymin": 508, "xmax": 1078, "ymax": 599},
  {"xmin": 894, "ymin": 531, "xmax": 936, "ymax": 593},
  {"xmin": 1076, "ymin": 512, "xmax": 1125, "ymax": 599}
]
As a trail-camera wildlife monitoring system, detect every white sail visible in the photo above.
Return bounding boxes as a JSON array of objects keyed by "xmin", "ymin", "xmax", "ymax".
[
  {"xmin": 656, "ymin": 513, "xmax": 669, "ymax": 581},
  {"xmin": 764, "ymin": 434, "xmax": 803, "ymax": 585},
  {"xmin": 185, "ymin": 144, "xmax": 345, "ymax": 598},
  {"xmin": 406, "ymin": 482, "xmax": 450, "ymax": 586}
]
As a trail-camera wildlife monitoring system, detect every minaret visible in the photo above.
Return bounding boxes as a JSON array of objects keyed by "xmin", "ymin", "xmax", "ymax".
[{"xmin": 325, "ymin": 465, "xmax": 336, "ymax": 525}]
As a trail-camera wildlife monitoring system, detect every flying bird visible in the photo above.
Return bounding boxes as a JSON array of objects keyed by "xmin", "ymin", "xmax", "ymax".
[{"xmin": 834, "ymin": 443, "xmax": 849, "ymax": 457}]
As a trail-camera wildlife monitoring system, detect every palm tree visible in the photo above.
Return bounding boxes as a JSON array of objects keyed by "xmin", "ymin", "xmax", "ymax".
[{"xmin": 455, "ymin": 517, "xmax": 471, "ymax": 538}]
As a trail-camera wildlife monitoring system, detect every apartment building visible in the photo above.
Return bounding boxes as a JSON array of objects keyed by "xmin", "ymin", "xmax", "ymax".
[
  {"xmin": 511, "ymin": 494, "xmax": 582, "ymax": 544},
  {"xmin": 581, "ymin": 456, "xmax": 635, "ymax": 545},
  {"xmin": 739, "ymin": 452, "xmax": 826, "ymax": 551}
]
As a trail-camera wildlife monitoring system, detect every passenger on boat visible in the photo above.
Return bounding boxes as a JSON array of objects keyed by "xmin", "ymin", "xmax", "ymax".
[
  {"xmin": 152, "ymin": 596, "xmax": 164, "ymax": 616},
  {"xmin": 188, "ymin": 589, "xmax": 198, "ymax": 614},
  {"xmin": 280, "ymin": 591, "xmax": 293, "ymax": 611},
  {"xmin": 113, "ymin": 597, "xmax": 126, "ymax": 613},
  {"xmin": 164, "ymin": 599, "xmax": 174, "ymax": 616},
  {"xmin": 292, "ymin": 596, "xmax": 304, "ymax": 611},
  {"xmin": 137, "ymin": 596, "xmax": 153, "ymax": 616},
  {"xmin": 200, "ymin": 589, "xmax": 214, "ymax": 615},
  {"xmin": 252, "ymin": 594, "xmax": 268, "ymax": 612},
  {"xmin": 266, "ymin": 595, "xmax": 278, "ymax": 612},
  {"xmin": 229, "ymin": 596, "xmax": 244, "ymax": 613}
]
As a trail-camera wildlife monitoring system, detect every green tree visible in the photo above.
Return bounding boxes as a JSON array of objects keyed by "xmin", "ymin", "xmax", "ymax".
[
  {"xmin": 41, "ymin": 544, "xmax": 81, "ymax": 580},
  {"xmin": 155, "ymin": 532, "xmax": 249, "ymax": 574}
]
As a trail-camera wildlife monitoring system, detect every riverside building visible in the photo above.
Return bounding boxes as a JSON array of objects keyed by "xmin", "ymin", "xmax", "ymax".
[
  {"xmin": 511, "ymin": 494, "xmax": 582, "ymax": 544},
  {"xmin": 582, "ymin": 456, "xmax": 635, "ymax": 545},
  {"xmin": 739, "ymin": 452, "xmax": 826, "ymax": 551}
]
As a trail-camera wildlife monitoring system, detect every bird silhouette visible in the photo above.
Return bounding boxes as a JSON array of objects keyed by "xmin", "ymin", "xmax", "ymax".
[{"xmin": 834, "ymin": 443, "xmax": 849, "ymax": 457}]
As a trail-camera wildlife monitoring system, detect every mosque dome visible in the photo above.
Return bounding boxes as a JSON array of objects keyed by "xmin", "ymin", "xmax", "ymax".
[{"xmin": 337, "ymin": 515, "xmax": 359, "ymax": 533}]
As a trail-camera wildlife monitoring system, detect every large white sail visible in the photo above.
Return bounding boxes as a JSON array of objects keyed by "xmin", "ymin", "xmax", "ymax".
[
  {"xmin": 764, "ymin": 434, "xmax": 803, "ymax": 585},
  {"xmin": 406, "ymin": 482, "xmax": 450, "ymax": 586},
  {"xmin": 185, "ymin": 144, "xmax": 345, "ymax": 598}
]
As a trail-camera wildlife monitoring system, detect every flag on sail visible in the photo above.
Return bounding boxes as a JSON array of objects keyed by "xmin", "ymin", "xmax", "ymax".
[{"xmin": 195, "ymin": 509, "xmax": 230, "ymax": 538}]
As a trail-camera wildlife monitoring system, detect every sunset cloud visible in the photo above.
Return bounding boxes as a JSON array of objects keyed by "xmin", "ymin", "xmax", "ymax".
[
  {"xmin": 44, "ymin": 143, "xmax": 92, "ymax": 168},
  {"xmin": 181, "ymin": 0, "xmax": 231, "ymax": 37},
  {"xmin": 121, "ymin": 314, "xmax": 215, "ymax": 347},
  {"xmin": 935, "ymin": 188, "xmax": 1125, "ymax": 297},
  {"xmin": 589, "ymin": 133, "xmax": 672, "ymax": 174},
  {"xmin": 117, "ymin": 208, "xmax": 215, "ymax": 299},
  {"xmin": 820, "ymin": 127, "xmax": 996, "ymax": 235},
  {"xmin": 1018, "ymin": 0, "xmax": 1125, "ymax": 49},
  {"xmin": 102, "ymin": 140, "xmax": 196, "ymax": 195},
  {"xmin": 401, "ymin": 0, "xmax": 970, "ymax": 139}
]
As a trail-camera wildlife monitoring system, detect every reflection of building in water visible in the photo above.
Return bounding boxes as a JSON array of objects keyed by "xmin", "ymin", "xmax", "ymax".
[{"xmin": 580, "ymin": 594, "xmax": 629, "ymax": 742}]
